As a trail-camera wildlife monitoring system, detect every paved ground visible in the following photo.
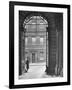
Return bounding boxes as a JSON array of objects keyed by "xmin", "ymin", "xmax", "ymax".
[{"xmin": 19, "ymin": 62, "xmax": 54, "ymax": 79}]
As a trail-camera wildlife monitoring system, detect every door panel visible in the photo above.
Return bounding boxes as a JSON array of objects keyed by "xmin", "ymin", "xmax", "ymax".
[{"xmin": 32, "ymin": 53, "xmax": 35, "ymax": 63}]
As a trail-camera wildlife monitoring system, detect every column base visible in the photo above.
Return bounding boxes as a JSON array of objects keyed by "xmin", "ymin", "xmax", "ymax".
[{"xmin": 45, "ymin": 66, "xmax": 56, "ymax": 75}]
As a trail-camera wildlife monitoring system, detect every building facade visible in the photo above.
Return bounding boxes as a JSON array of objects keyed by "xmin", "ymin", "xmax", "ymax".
[{"xmin": 24, "ymin": 16, "xmax": 48, "ymax": 63}]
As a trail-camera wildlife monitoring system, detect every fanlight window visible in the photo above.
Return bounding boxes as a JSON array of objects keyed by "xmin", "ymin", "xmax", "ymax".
[
  {"xmin": 23, "ymin": 16, "xmax": 48, "ymax": 31},
  {"xmin": 24, "ymin": 16, "xmax": 48, "ymax": 24}
]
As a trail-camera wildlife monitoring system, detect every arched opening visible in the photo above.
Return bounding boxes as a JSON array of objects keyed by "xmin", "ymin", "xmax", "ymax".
[
  {"xmin": 20, "ymin": 15, "xmax": 49, "ymax": 78},
  {"xmin": 19, "ymin": 12, "xmax": 63, "ymax": 78}
]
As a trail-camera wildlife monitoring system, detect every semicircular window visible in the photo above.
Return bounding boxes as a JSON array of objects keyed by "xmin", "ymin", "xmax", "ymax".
[{"xmin": 24, "ymin": 16, "xmax": 48, "ymax": 33}]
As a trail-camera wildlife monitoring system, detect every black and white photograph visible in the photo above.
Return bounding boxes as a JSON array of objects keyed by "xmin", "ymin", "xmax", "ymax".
[
  {"xmin": 19, "ymin": 11, "xmax": 63, "ymax": 79},
  {"xmin": 9, "ymin": 1, "xmax": 70, "ymax": 89}
]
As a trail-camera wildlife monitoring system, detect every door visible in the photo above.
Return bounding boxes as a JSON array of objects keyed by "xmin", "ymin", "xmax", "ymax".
[{"xmin": 32, "ymin": 53, "xmax": 35, "ymax": 63}]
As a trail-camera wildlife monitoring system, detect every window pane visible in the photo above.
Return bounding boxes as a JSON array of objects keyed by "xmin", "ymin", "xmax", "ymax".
[
  {"xmin": 32, "ymin": 37, "xmax": 36, "ymax": 44},
  {"xmin": 40, "ymin": 38, "xmax": 43, "ymax": 44}
]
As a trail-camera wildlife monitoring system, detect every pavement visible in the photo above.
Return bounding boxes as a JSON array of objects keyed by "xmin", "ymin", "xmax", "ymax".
[{"xmin": 19, "ymin": 62, "xmax": 55, "ymax": 79}]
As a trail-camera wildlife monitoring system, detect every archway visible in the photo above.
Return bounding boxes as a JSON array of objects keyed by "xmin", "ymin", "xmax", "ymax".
[
  {"xmin": 19, "ymin": 12, "xmax": 63, "ymax": 77},
  {"xmin": 21, "ymin": 15, "xmax": 48, "ymax": 77}
]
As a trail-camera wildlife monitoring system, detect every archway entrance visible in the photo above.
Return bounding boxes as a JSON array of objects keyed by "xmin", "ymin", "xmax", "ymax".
[
  {"xmin": 19, "ymin": 12, "xmax": 63, "ymax": 77},
  {"xmin": 20, "ymin": 15, "xmax": 48, "ymax": 78}
]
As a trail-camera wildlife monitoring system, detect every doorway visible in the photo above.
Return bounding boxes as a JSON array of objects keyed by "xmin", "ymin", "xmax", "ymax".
[
  {"xmin": 32, "ymin": 53, "xmax": 35, "ymax": 63},
  {"xmin": 20, "ymin": 15, "xmax": 48, "ymax": 76}
]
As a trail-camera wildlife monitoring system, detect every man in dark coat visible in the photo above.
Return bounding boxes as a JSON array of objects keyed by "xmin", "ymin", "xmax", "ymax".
[{"xmin": 25, "ymin": 57, "xmax": 29, "ymax": 72}]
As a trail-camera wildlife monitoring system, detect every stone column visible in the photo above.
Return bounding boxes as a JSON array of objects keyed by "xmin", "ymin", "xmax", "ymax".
[
  {"xmin": 47, "ymin": 26, "xmax": 57, "ymax": 75},
  {"xmin": 19, "ymin": 27, "xmax": 24, "ymax": 75},
  {"xmin": 57, "ymin": 30, "xmax": 63, "ymax": 76},
  {"xmin": 21, "ymin": 31, "xmax": 25, "ymax": 74},
  {"xmin": 45, "ymin": 27, "xmax": 49, "ymax": 72},
  {"xmin": 55, "ymin": 30, "xmax": 59, "ymax": 75}
]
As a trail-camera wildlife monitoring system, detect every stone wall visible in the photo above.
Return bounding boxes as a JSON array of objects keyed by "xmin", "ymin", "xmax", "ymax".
[{"xmin": 19, "ymin": 11, "xmax": 63, "ymax": 76}]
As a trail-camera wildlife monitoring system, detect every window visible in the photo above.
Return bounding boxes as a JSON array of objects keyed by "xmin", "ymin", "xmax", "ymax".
[
  {"xmin": 24, "ymin": 16, "xmax": 48, "ymax": 32},
  {"xmin": 40, "ymin": 37, "xmax": 43, "ymax": 44},
  {"xmin": 40, "ymin": 51, "xmax": 44, "ymax": 60},
  {"xmin": 40, "ymin": 57, "xmax": 44, "ymax": 60},
  {"xmin": 32, "ymin": 37, "xmax": 36, "ymax": 44}
]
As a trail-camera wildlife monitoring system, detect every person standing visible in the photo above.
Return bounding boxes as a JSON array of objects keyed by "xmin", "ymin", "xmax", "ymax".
[{"xmin": 25, "ymin": 57, "xmax": 29, "ymax": 72}]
